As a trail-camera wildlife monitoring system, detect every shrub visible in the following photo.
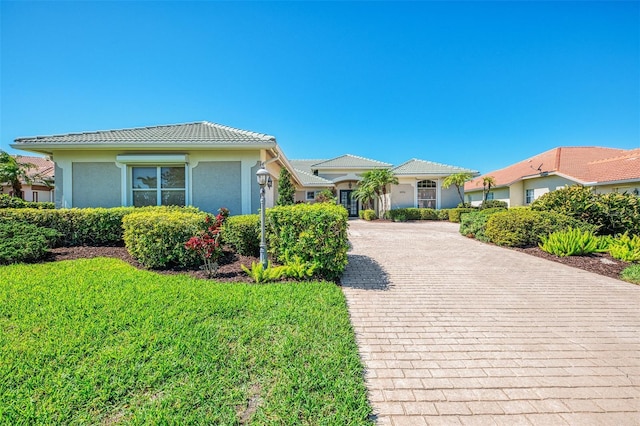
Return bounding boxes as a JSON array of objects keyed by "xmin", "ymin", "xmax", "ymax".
[
  {"xmin": 621, "ymin": 264, "xmax": 640, "ymax": 284},
  {"xmin": 448, "ymin": 208, "xmax": 476, "ymax": 223},
  {"xmin": 266, "ymin": 203, "xmax": 349, "ymax": 281},
  {"xmin": 531, "ymin": 185, "xmax": 640, "ymax": 235},
  {"xmin": 539, "ymin": 228, "xmax": 602, "ymax": 257},
  {"xmin": 123, "ymin": 209, "xmax": 207, "ymax": 269},
  {"xmin": 479, "ymin": 200, "xmax": 508, "ymax": 210},
  {"xmin": 436, "ymin": 209, "xmax": 450, "ymax": 221},
  {"xmin": 0, "ymin": 194, "xmax": 54, "ymax": 209},
  {"xmin": 359, "ymin": 209, "xmax": 377, "ymax": 220},
  {"xmin": 185, "ymin": 208, "xmax": 229, "ymax": 277},
  {"xmin": 0, "ymin": 220, "xmax": 60, "ymax": 264},
  {"xmin": 608, "ymin": 233, "xmax": 640, "ymax": 262},
  {"xmin": 222, "ymin": 214, "xmax": 260, "ymax": 256},
  {"xmin": 419, "ymin": 208, "xmax": 439, "ymax": 220},
  {"xmin": 385, "ymin": 208, "xmax": 439, "ymax": 221},
  {"xmin": 485, "ymin": 209, "xmax": 594, "ymax": 247},
  {"xmin": 459, "ymin": 208, "xmax": 505, "ymax": 242}
]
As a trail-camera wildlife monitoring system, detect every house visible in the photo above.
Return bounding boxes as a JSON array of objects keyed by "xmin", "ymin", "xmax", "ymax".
[
  {"xmin": 1, "ymin": 155, "xmax": 55, "ymax": 202},
  {"xmin": 291, "ymin": 155, "xmax": 478, "ymax": 216},
  {"xmin": 12, "ymin": 121, "xmax": 478, "ymax": 216},
  {"xmin": 464, "ymin": 147, "xmax": 640, "ymax": 207},
  {"xmin": 11, "ymin": 122, "xmax": 299, "ymax": 214}
]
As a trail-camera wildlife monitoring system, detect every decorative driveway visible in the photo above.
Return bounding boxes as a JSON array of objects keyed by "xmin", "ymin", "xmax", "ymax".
[{"xmin": 341, "ymin": 220, "xmax": 640, "ymax": 425}]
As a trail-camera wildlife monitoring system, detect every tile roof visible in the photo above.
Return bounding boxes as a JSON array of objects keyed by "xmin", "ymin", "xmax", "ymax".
[
  {"xmin": 465, "ymin": 147, "xmax": 640, "ymax": 191},
  {"xmin": 310, "ymin": 154, "xmax": 392, "ymax": 169},
  {"xmin": 293, "ymin": 168, "xmax": 334, "ymax": 186},
  {"xmin": 13, "ymin": 121, "xmax": 276, "ymax": 147},
  {"xmin": 392, "ymin": 158, "xmax": 478, "ymax": 176},
  {"xmin": 289, "ymin": 159, "xmax": 328, "ymax": 175},
  {"xmin": 12, "ymin": 155, "xmax": 54, "ymax": 184}
]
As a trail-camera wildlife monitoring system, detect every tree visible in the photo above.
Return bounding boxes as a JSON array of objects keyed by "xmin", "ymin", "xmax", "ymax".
[
  {"xmin": 351, "ymin": 182, "xmax": 376, "ymax": 211},
  {"xmin": 315, "ymin": 189, "xmax": 336, "ymax": 203},
  {"xmin": 0, "ymin": 151, "xmax": 37, "ymax": 199},
  {"xmin": 442, "ymin": 172, "xmax": 473, "ymax": 206},
  {"xmin": 359, "ymin": 168, "xmax": 398, "ymax": 217},
  {"xmin": 482, "ymin": 176, "xmax": 496, "ymax": 203},
  {"xmin": 277, "ymin": 167, "xmax": 295, "ymax": 206}
]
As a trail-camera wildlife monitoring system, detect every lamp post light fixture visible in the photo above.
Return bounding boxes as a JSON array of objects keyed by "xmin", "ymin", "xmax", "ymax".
[{"xmin": 256, "ymin": 164, "xmax": 271, "ymax": 269}]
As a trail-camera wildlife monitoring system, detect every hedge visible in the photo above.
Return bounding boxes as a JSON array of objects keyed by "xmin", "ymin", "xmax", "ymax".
[
  {"xmin": 0, "ymin": 219, "xmax": 60, "ymax": 264},
  {"xmin": 123, "ymin": 209, "xmax": 207, "ymax": 269},
  {"xmin": 385, "ymin": 208, "xmax": 441, "ymax": 221},
  {"xmin": 448, "ymin": 208, "xmax": 476, "ymax": 223},
  {"xmin": 458, "ymin": 208, "xmax": 506, "ymax": 242},
  {"xmin": 484, "ymin": 208, "xmax": 595, "ymax": 247},
  {"xmin": 358, "ymin": 209, "xmax": 377, "ymax": 220},
  {"xmin": 222, "ymin": 214, "xmax": 260, "ymax": 257},
  {"xmin": 0, "ymin": 194, "xmax": 54, "ymax": 209},
  {"xmin": 266, "ymin": 203, "xmax": 349, "ymax": 281}
]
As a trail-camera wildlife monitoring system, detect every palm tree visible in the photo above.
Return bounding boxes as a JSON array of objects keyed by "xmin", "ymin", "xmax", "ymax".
[
  {"xmin": 442, "ymin": 172, "xmax": 473, "ymax": 206},
  {"xmin": 359, "ymin": 169, "xmax": 398, "ymax": 217},
  {"xmin": 482, "ymin": 176, "xmax": 496, "ymax": 203},
  {"xmin": 0, "ymin": 151, "xmax": 37, "ymax": 199},
  {"xmin": 351, "ymin": 181, "xmax": 376, "ymax": 210}
]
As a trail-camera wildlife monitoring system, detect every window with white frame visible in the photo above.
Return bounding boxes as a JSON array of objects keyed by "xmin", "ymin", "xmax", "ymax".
[
  {"xmin": 131, "ymin": 166, "xmax": 186, "ymax": 207},
  {"xmin": 525, "ymin": 189, "xmax": 535, "ymax": 204},
  {"xmin": 306, "ymin": 191, "xmax": 316, "ymax": 200},
  {"xmin": 417, "ymin": 180, "xmax": 437, "ymax": 209}
]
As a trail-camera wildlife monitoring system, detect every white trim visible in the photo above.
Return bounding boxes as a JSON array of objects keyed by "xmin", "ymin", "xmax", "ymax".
[{"xmin": 116, "ymin": 154, "xmax": 188, "ymax": 164}]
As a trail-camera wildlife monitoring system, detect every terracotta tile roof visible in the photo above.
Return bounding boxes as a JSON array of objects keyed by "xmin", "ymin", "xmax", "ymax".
[
  {"xmin": 392, "ymin": 158, "xmax": 478, "ymax": 176},
  {"xmin": 13, "ymin": 121, "xmax": 276, "ymax": 146},
  {"xmin": 12, "ymin": 155, "xmax": 54, "ymax": 184},
  {"xmin": 465, "ymin": 147, "xmax": 640, "ymax": 191}
]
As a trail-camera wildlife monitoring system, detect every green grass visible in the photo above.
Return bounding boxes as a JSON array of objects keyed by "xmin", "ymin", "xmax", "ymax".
[
  {"xmin": 621, "ymin": 264, "xmax": 640, "ymax": 285},
  {"xmin": 0, "ymin": 258, "xmax": 372, "ymax": 425}
]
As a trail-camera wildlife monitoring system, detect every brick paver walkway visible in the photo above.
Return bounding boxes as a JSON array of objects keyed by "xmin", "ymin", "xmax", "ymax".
[{"xmin": 341, "ymin": 220, "xmax": 640, "ymax": 425}]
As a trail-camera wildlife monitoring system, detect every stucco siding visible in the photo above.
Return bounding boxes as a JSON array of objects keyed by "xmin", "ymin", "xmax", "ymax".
[
  {"xmin": 390, "ymin": 184, "xmax": 414, "ymax": 208},
  {"xmin": 192, "ymin": 161, "xmax": 242, "ymax": 215},
  {"xmin": 54, "ymin": 164, "xmax": 64, "ymax": 208},
  {"xmin": 440, "ymin": 186, "xmax": 460, "ymax": 209},
  {"xmin": 72, "ymin": 162, "xmax": 121, "ymax": 208}
]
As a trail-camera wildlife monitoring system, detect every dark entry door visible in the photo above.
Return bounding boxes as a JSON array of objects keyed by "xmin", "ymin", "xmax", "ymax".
[{"xmin": 340, "ymin": 190, "xmax": 358, "ymax": 217}]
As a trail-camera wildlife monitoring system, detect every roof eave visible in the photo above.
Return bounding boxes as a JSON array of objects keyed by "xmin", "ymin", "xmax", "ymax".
[{"xmin": 10, "ymin": 141, "xmax": 277, "ymax": 154}]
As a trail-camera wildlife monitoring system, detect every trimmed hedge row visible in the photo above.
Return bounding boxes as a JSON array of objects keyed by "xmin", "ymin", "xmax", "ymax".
[
  {"xmin": 0, "ymin": 194, "xmax": 54, "ymax": 209},
  {"xmin": 266, "ymin": 203, "xmax": 349, "ymax": 281},
  {"xmin": 458, "ymin": 208, "xmax": 507, "ymax": 242},
  {"xmin": 222, "ymin": 214, "xmax": 260, "ymax": 257},
  {"xmin": 384, "ymin": 208, "xmax": 450, "ymax": 222},
  {"xmin": 485, "ymin": 208, "xmax": 595, "ymax": 247},
  {"xmin": 123, "ymin": 209, "xmax": 207, "ymax": 269}
]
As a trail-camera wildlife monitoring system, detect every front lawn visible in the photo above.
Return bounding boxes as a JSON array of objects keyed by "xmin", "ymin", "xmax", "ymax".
[{"xmin": 0, "ymin": 258, "xmax": 372, "ymax": 424}]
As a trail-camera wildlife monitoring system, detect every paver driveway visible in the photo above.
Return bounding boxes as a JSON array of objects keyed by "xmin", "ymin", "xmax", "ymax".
[{"xmin": 341, "ymin": 220, "xmax": 640, "ymax": 425}]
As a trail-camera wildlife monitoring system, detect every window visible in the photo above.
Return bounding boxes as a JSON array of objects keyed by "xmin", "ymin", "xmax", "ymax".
[
  {"xmin": 132, "ymin": 166, "xmax": 185, "ymax": 207},
  {"xmin": 306, "ymin": 191, "xmax": 316, "ymax": 200},
  {"xmin": 486, "ymin": 192, "xmax": 494, "ymax": 200},
  {"xmin": 417, "ymin": 180, "xmax": 436, "ymax": 209},
  {"xmin": 32, "ymin": 192, "xmax": 38, "ymax": 202},
  {"xmin": 525, "ymin": 189, "xmax": 535, "ymax": 204}
]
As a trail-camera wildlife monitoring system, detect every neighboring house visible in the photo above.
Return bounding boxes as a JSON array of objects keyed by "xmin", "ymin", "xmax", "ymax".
[
  {"xmin": 12, "ymin": 122, "xmax": 300, "ymax": 214},
  {"xmin": 1, "ymin": 155, "xmax": 55, "ymax": 202},
  {"xmin": 291, "ymin": 155, "xmax": 478, "ymax": 217},
  {"xmin": 465, "ymin": 147, "xmax": 640, "ymax": 207},
  {"xmin": 12, "ymin": 121, "xmax": 478, "ymax": 216}
]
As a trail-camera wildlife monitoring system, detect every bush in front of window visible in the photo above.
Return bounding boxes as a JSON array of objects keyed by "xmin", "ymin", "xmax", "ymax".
[
  {"xmin": 266, "ymin": 203, "xmax": 349, "ymax": 282},
  {"xmin": 484, "ymin": 208, "xmax": 595, "ymax": 247},
  {"xmin": 0, "ymin": 219, "xmax": 60, "ymax": 264},
  {"xmin": 0, "ymin": 194, "xmax": 54, "ymax": 209},
  {"xmin": 479, "ymin": 200, "xmax": 508, "ymax": 210},
  {"xmin": 123, "ymin": 209, "xmax": 207, "ymax": 269},
  {"xmin": 222, "ymin": 214, "xmax": 260, "ymax": 257}
]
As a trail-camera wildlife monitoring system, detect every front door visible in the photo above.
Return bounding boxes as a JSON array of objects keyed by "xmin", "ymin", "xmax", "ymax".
[{"xmin": 340, "ymin": 190, "xmax": 359, "ymax": 217}]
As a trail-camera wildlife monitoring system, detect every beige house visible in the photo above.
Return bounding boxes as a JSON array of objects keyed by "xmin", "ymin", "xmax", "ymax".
[
  {"xmin": 465, "ymin": 147, "xmax": 640, "ymax": 207},
  {"xmin": 1, "ymin": 155, "xmax": 55, "ymax": 203},
  {"xmin": 12, "ymin": 121, "xmax": 477, "ymax": 216}
]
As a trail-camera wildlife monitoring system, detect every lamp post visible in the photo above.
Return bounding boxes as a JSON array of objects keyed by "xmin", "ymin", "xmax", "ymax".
[{"xmin": 256, "ymin": 164, "xmax": 270, "ymax": 269}]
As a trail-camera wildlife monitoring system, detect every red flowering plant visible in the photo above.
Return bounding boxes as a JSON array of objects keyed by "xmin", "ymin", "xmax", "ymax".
[{"xmin": 184, "ymin": 207, "xmax": 230, "ymax": 277}]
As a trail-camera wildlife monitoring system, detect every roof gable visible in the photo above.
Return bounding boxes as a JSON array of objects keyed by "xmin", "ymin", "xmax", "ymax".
[
  {"xmin": 13, "ymin": 121, "xmax": 276, "ymax": 147},
  {"xmin": 392, "ymin": 158, "xmax": 478, "ymax": 176},
  {"xmin": 310, "ymin": 154, "xmax": 392, "ymax": 169},
  {"xmin": 465, "ymin": 146, "xmax": 639, "ymax": 191}
]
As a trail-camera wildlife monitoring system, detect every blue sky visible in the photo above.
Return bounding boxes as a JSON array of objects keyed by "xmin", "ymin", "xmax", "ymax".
[{"xmin": 1, "ymin": 1, "xmax": 638, "ymax": 174}]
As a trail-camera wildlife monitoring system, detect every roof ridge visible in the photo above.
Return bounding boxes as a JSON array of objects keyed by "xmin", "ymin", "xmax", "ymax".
[
  {"xmin": 394, "ymin": 157, "xmax": 478, "ymax": 172},
  {"xmin": 201, "ymin": 121, "xmax": 275, "ymax": 140}
]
